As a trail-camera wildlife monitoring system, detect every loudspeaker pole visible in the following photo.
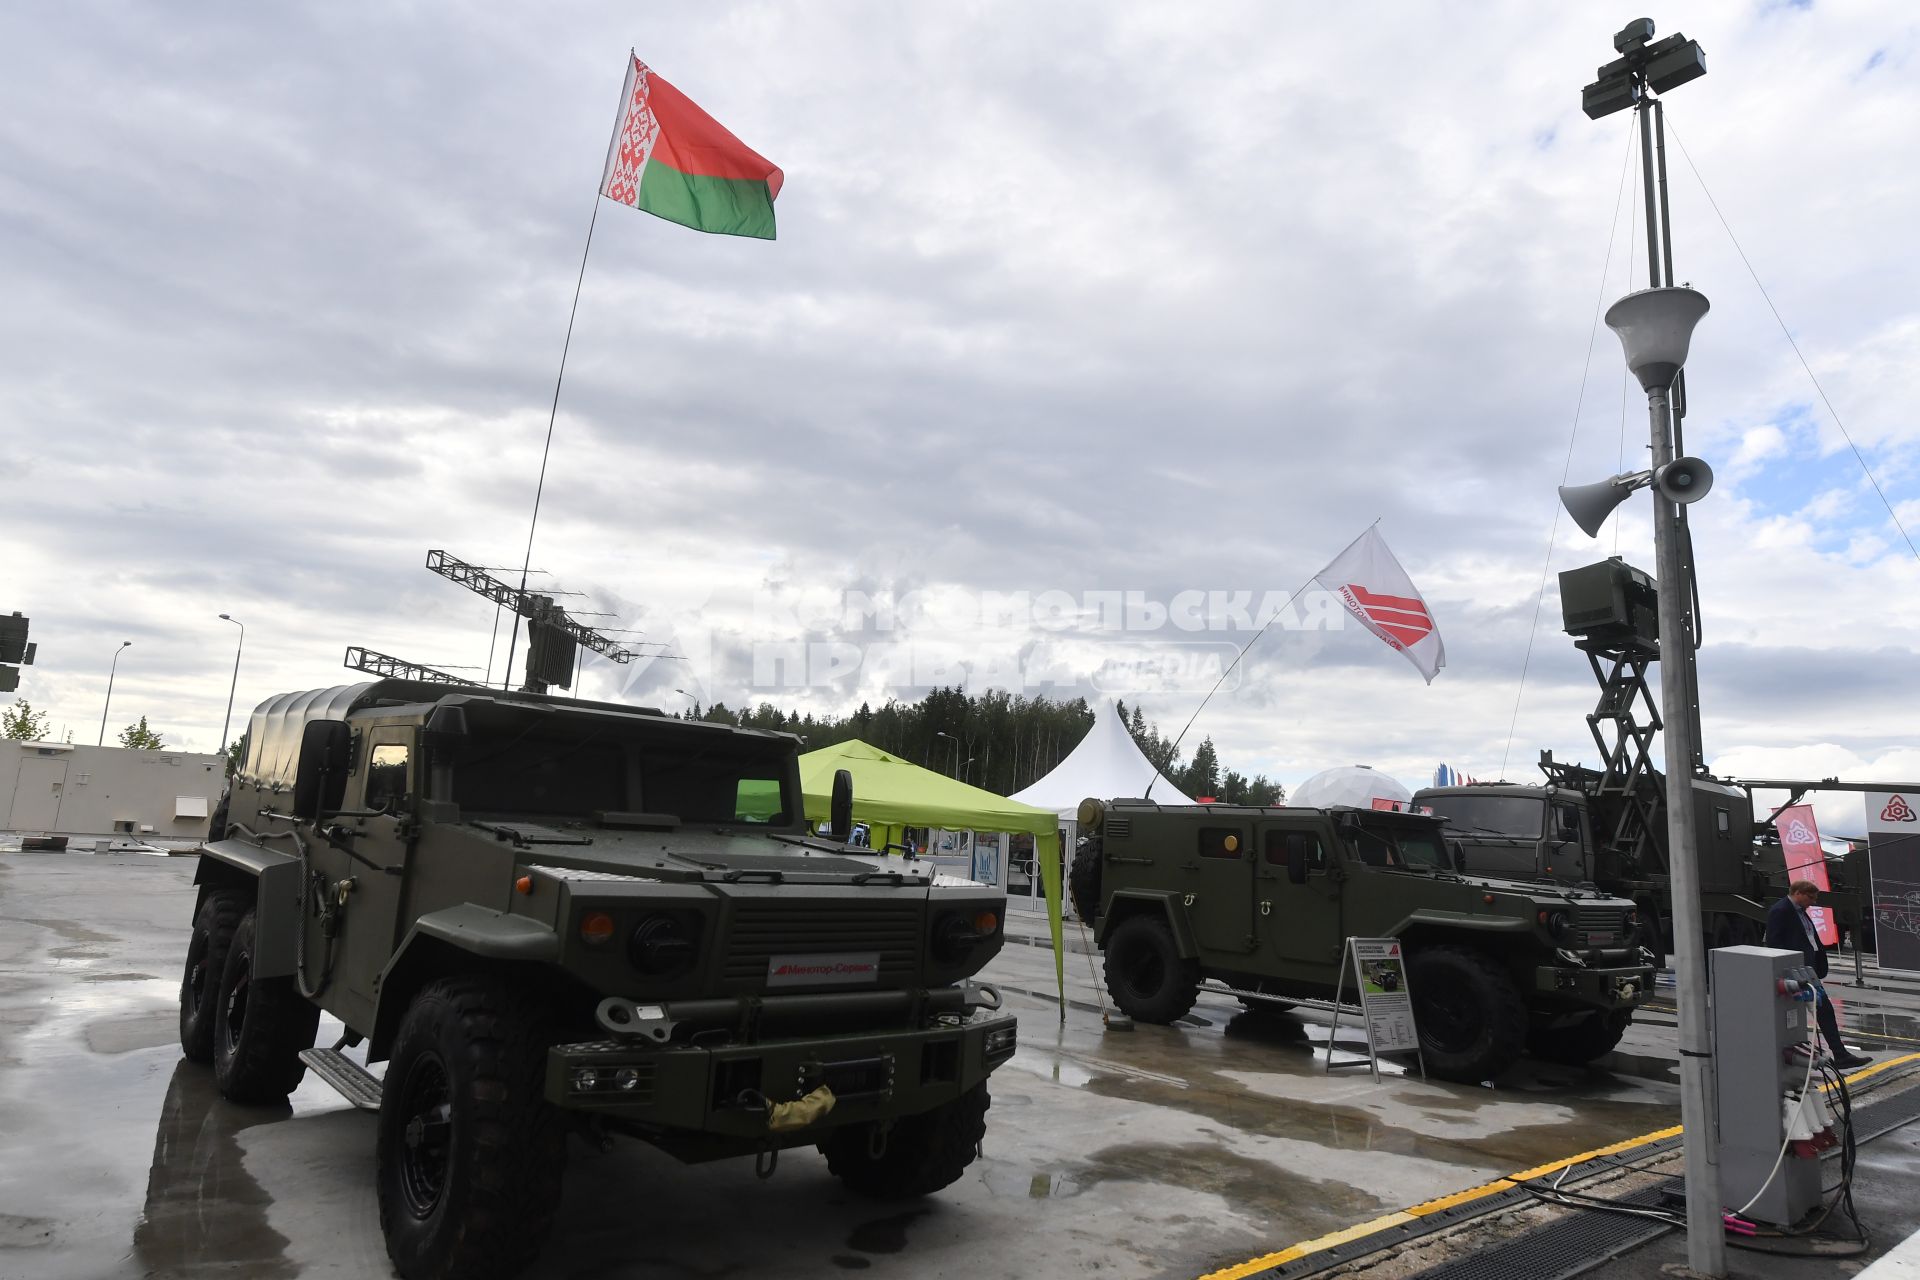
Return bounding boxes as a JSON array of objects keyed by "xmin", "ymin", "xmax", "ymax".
[{"xmin": 1584, "ymin": 19, "xmax": 1720, "ymax": 1274}]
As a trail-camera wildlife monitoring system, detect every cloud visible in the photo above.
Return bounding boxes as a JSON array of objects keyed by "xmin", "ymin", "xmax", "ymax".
[{"xmin": 1, "ymin": 2, "xmax": 1915, "ymax": 806}]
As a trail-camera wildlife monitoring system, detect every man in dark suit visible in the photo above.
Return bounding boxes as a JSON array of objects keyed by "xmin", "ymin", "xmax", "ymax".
[{"xmin": 1764, "ymin": 880, "xmax": 1872, "ymax": 1068}]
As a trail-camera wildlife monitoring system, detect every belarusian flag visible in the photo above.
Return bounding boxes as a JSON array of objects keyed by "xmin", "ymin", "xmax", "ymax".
[{"xmin": 600, "ymin": 54, "xmax": 783, "ymax": 240}]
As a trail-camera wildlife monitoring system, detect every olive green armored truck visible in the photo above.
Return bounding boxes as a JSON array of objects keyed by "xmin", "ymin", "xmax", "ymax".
[
  {"xmin": 180, "ymin": 680, "xmax": 1015, "ymax": 1280},
  {"xmin": 1069, "ymin": 798, "xmax": 1654, "ymax": 1083}
]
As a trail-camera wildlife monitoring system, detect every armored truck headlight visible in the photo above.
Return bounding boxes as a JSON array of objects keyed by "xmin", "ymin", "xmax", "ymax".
[
  {"xmin": 984, "ymin": 1025, "xmax": 1017, "ymax": 1057},
  {"xmin": 628, "ymin": 912, "xmax": 701, "ymax": 978},
  {"xmin": 934, "ymin": 909, "xmax": 998, "ymax": 963}
]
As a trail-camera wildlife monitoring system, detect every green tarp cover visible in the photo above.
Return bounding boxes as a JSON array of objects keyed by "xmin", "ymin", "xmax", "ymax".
[{"xmin": 796, "ymin": 739, "xmax": 1066, "ymax": 1007}]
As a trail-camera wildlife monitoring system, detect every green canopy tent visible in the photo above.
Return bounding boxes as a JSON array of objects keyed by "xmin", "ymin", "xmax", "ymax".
[{"xmin": 796, "ymin": 739, "xmax": 1067, "ymax": 1014}]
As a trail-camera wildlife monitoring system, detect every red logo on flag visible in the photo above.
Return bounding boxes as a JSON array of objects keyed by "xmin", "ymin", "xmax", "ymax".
[
  {"xmin": 1882, "ymin": 795, "xmax": 1917, "ymax": 823},
  {"xmin": 1345, "ymin": 585, "xmax": 1435, "ymax": 650}
]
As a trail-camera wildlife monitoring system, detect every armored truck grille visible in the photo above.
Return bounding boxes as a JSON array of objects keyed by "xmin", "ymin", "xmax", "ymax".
[
  {"xmin": 1573, "ymin": 906, "xmax": 1628, "ymax": 946},
  {"xmin": 724, "ymin": 904, "xmax": 923, "ymax": 985}
]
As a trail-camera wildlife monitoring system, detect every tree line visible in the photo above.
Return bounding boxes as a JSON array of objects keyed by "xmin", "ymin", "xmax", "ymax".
[
  {"xmin": 2, "ymin": 700, "xmax": 165, "ymax": 749},
  {"xmin": 683, "ymin": 688, "xmax": 1284, "ymax": 806}
]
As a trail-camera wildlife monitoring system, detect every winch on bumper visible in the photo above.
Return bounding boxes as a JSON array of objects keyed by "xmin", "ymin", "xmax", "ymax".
[
  {"xmin": 1534, "ymin": 955, "xmax": 1654, "ymax": 1007},
  {"xmin": 545, "ymin": 986, "xmax": 1017, "ymax": 1141}
]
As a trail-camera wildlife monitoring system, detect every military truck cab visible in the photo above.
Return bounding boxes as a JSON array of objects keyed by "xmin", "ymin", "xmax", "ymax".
[
  {"xmin": 1416, "ymin": 774, "xmax": 1777, "ymax": 955},
  {"xmin": 1413, "ymin": 783, "xmax": 1598, "ymax": 882},
  {"xmin": 1070, "ymin": 798, "xmax": 1654, "ymax": 1084},
  {"xmin": 181, "ymin": 680, "xmax": 1016, "ymax": 1280}
]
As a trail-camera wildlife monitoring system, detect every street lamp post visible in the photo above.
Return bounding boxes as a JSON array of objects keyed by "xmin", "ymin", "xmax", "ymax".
[
  {"xmin": 933, "ymin": 729, "xmax": 954, "ymax": 773},
  {"xmin": 97, "ymin": 641, "xmax": 132, "ymax": 746},
  {"xmin": 218, "ymin": 614, "xmax": 245, "ymax": 754}
]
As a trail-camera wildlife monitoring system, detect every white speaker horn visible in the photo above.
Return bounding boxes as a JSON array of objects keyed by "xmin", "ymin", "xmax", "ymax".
[
  {"xmin": 1559, "ymin": 477, "xmax": 1637, "ymax": 539},
  {"xmin": 1654, "ymin": 456, "xmax": 1714, "ymax": 504},
  {"xmin": 1605, "ymin": 286, "xmax": 1711, "ymax": 392}
]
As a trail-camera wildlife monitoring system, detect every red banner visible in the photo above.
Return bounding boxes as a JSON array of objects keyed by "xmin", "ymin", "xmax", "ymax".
[{"xmin": 1777, "ymin": 803, "xmax": 1840, "ymax": 947}]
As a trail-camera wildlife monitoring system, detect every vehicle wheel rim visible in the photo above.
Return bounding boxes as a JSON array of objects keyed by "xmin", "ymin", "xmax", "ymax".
[
  {"xmin": 1417, "ymin": 986, "xmax": 1479, "ymax": 1054},
  {"xmin": 185, "ymin": 933, "xmax": 208, "ymax": 1008},
  {"xmin": 398, "ymin": 1052, "xmax": 453, "ymax": 1219},
  {"xmin": 1125, "ymin": 947, "xmax": 1164, "ymax": 998},
  {"xmin": 222, "ymin": 958, "xmax": 250, "ymax": 1050}
]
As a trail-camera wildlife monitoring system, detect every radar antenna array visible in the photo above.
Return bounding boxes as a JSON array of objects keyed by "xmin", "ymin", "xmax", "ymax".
[
  {"xmin": 423, "ymin": 549, "xmax": 642, "ymax": 693},
  {"xmin": 342, "ymin": 646, "xmax": 476, "ymax": 687}
]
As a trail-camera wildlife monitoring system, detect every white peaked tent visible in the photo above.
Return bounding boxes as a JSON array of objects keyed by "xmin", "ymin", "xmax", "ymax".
[
  {"xmin": 1010, "ymin": 704, "xmax": 1192, "ymax": 917},
  {"xmin": 1011, "ymin": 702, "xmax": 1194, "ymax": 816}
]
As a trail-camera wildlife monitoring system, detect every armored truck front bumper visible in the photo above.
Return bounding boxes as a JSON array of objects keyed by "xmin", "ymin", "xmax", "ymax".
[
  {"xmin": 546, "ymin": 1007, "xmax": 1017, "ymax": 1146},
  {"xmin": 1533, "ymin": 956, "xmax": 1653, "ymax": 1010}
]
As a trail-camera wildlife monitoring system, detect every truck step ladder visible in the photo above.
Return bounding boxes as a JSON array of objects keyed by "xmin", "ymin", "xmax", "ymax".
[{"xmin": 299, "ymin": 1047, "xmax": 383, "ymax": 1110}]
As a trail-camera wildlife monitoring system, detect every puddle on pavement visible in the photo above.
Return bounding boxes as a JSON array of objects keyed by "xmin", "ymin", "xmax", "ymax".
[
  {"xmin": 86, "ymin": 1008, "xmax": 182, "ymax": 1055},
  {"xmin": 132, "ymin": 1061, "xmax": 297, "ymax": 1279},
  {"xmin": 1048, "ymin": 1010, "xmax": 1679, "ymax": 1176},
  {"xmin": 979, "ymin": 1166, "xmax": 1086, "ymax": 1198},
  {"xmin": 1069, "ymin": 1140, "xmax": 1386, "ymax": 1239}
]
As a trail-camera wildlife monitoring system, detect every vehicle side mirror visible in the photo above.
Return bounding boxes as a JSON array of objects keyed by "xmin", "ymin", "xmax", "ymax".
[
  {"xmin": 1447, "ymin": 839, "xmax": 1467, "ymax": 872},
  {"xmin": 1285, "ymin": 836, "xmax": 1309, "ymax": 885},
  {"xmin": 830, "ymin": 768, "xmax": 854, "ymax": 841},
  {"xmin": 292, "ymin": 719, "xmax": 351, "ymax": 821}
]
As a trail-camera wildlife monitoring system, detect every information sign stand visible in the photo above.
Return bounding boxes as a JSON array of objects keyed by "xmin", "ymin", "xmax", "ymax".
[{"xmin": 1325, "ymin": 937, "xmax": 1425, "ymax": 1081}]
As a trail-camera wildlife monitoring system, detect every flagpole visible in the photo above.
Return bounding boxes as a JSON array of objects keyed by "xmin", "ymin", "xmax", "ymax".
[
  {"xmin": 1145, "ymin": 519, "xmax": 1382, "ymax": 798},
  {"xmin": 502, "ymin": 192, "xmax": 603, "ymax": 690}
]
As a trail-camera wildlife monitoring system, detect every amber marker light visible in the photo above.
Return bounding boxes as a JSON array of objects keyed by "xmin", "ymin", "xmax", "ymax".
[
  {"xmin": 580, "ymin": 911, "xmax": 616, "ymax": 944},
  {"xmin": 974, "ymin": 910, "xmax": 999, "ymax": 935},
  {"xmin": 514, "ymin": 876, "xmax": 534, "ymax": 896}
]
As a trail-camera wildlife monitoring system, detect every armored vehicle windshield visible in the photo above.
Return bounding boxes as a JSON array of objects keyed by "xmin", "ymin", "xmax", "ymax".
[
  {"xmin": 447, "ymin": 699, "xmax": 795, "ymax": 826},
  {"xmin": 1347, "ymin": 813, "xmax": 1450, "ymax": 870}
]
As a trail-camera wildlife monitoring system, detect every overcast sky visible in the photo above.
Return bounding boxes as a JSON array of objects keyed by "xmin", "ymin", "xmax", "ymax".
[{"xmin": 3, "ymin": 2, "xmax": 1915, "ymax": 832}]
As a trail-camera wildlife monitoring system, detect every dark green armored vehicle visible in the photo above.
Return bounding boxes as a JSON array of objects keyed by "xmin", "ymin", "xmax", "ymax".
[
  {"xmin": 180, "ymin": 681, "xmax": 1015, "ymax": 1280},
  {"xmin": 1069, "ymin": 798, "xmax": 1654, "ymax": 1083}
]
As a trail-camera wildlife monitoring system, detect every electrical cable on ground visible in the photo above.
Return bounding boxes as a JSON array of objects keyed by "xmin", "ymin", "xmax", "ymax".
[
  {"xmin": 1497, "ymin": 120, "xmax": 1639, "ymax": 780},
  {"xmin": 1664, "ymin": 119, "xmax": 1920, "ymax": 570}
]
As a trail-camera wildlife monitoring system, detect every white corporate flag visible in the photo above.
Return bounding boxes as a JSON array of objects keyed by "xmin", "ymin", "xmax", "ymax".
[{"xmin": 1312, "ymin": 526, "xmax": 1447, "ymax": 684}]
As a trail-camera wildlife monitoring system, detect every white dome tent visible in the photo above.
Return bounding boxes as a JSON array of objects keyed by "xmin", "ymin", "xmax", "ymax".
[
  {"xmin": 1010, "ymin": 703, "xmax": 1192, "ymax": 916},
  {"xmin": 1289, "ymin": 764, "xmax": 1414, "ymax": 811}
]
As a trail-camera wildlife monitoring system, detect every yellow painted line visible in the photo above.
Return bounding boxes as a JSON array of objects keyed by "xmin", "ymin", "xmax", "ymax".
[
  {"xmin": 1196, "ymin": 1213, "xmax": 1418, "ymax": 1280},
  {"xmin": 1195, "ymin": 1122, "xmax": 1686, "ymax": 1280},
  {"xmin": 1834, "ymin": 1050, "xmax": 1920, "ymax": 1088},
  {"xmin": 1190, "ymin": 1052, "xmax": 1920, "ymax": 1280}
]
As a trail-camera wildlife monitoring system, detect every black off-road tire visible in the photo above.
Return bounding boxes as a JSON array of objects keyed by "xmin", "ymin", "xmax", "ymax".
[
  {"xmin": 376, "ymin": 978, "xmax": 567, "ymax": 1280},
  {"xmin": 180, "ymin": 888, "xmax": 247, "ymax": 1064},
  {"xmin": 1103, "ymin": 914, "xmax": 1200, "ymax": 1024},
  {"xmin": 820, "ymin": 1081, "xmax": 990, "ymax": 1199},
  {"xmin": 1407, "ymin": 946, "xmax": 1528, "ymax": 1084},
  {"xmin": 1527, "ymin": 1010, "xmax": 1632, "ymax": 1066},
  {"xmin": 1068, "ymin": 841, "xmax": 1103, "ymax": 921},
  {"xmin": 212, "ymin": 911, "xmax": 321, "ymax": 1103}
]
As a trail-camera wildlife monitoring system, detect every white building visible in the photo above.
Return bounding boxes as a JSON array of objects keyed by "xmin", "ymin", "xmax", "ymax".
[{"xmin": 1, "ymin": 741, "xmax": 223, "ymax": 840}]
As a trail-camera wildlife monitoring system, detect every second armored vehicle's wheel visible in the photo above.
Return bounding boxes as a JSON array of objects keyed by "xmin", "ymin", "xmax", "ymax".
[
  {"xmin": 1068, "ymin": 840, "xmax": 1103, "ymax": 921},
  {"xmin": 180, "ymin": 888, "xmax": 247, "ymax": 1063},
  {"xmin": 1103, "ymin": 915, "xmax": 1200, "ymax": 1024},
  {"xmin": 212, "ymin": 911, "xmax": 320, "ymax": 1103},
  {"xmin": 1527, "ymin": 1010, "xmax": 1631, "ymax": 1066},
  {"xmin": 376, "ymin": 978, "xmax": 567, "ymax": 1280},
  {"xmin": 1407, "ymin": 946, "xmax": 1527, "ymax": 1084},
  {"xmin": 821, "ymin": 1081, "xmax": 990, "ymax": 1199}
]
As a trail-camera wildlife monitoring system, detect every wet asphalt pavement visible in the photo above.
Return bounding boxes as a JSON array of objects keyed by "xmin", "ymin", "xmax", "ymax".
[{"xmin": 2, "ymin": 850, "xmax": 1915, "ymax": 1280}]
